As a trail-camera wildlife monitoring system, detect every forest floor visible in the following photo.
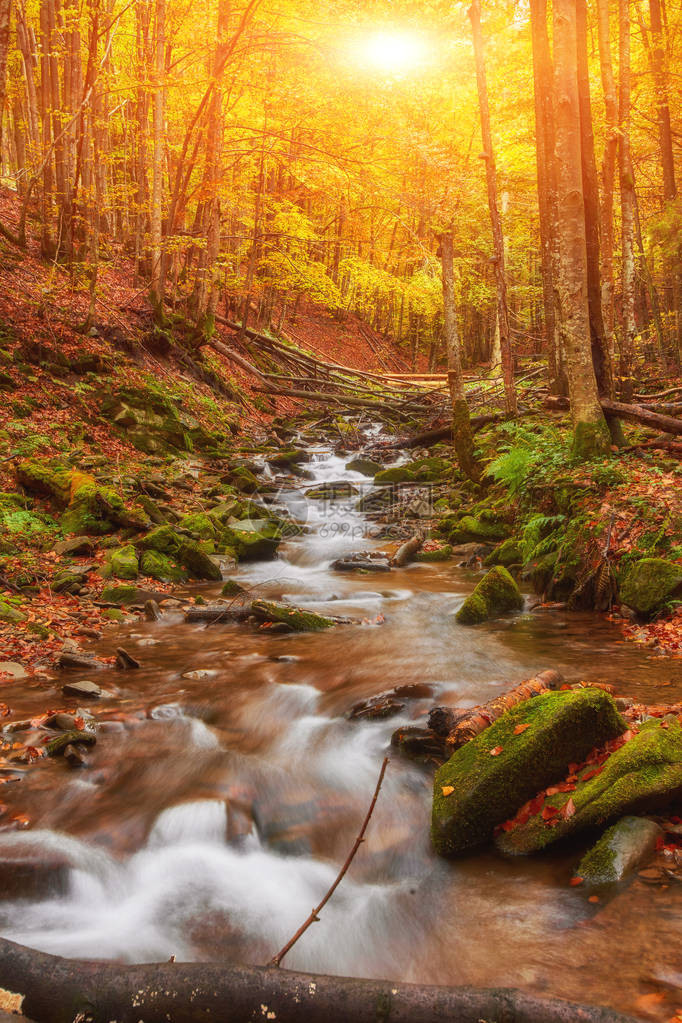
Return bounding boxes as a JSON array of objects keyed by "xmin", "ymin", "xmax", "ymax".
[{"xmin": 0, "ymin": 182, "xmax": 681, "ymax": 692}]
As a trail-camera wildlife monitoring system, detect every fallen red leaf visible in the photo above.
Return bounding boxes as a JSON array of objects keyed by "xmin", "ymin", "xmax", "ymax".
[
  {"xmin": 489, "ymin": 746, "xmax": 504, "ymax": 757},
  {"xmin": 513, "ymin": 723, "xmax": 531, "ymax": 735}
]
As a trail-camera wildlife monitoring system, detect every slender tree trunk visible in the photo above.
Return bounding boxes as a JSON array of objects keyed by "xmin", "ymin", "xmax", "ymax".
[
  {"xmin": 618, "ymin": 0, "xmax": 637, "ymax": 400},
  {"xmin": 149, "ymin": 0, "xmax": 165, "ymax": 318},
  {"xmin": 529, "ymin": 0, "xmax": 565, "ymax": 396},
  {"xmin": 440, "ymin": 232, "xmax": 481, "ymax": 483},
  {"xmin": 552, "ymin": 0, "xmax": 610, "ymax": 458},
  {"xmin": 38, "ymin": 0, "xmax": 55, "ymax": 256},
  {"xmin": 468, "ymin": 0, "xmax": 516, "ymax": 417},
  {"xmin": 0, "ymin": 0, "xmax": 11, "ymax": 151},
  {"xmin": 595, "ymin": 0, "xmax": 618, "ymax": 367}
]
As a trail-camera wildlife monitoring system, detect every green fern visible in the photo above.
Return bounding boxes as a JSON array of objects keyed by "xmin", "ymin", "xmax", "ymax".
[{"xmin": 520, "ymin": 513, "xmax": 566, "ymax": 562}]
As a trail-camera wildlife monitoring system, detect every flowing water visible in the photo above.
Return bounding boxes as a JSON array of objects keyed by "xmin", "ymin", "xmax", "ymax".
[{"xmin": 1, "ymin": 444, "xmax": 681, "ymax": 1016}]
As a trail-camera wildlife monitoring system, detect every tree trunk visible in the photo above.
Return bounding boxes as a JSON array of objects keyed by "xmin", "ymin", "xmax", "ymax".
[
  {"xmin": 0, "ymin": 0, "xmax": 11, "ymax": 151},
  {"xmin": 529, "ymin": 0, "xmax": 565, "ymax": 396},
  {"xmin": 595, "ymin": 0, "xmax": 619, "ymax": 368},
  {"xmin": 618, "ymin": 0, "xmax": 637, "ymax": 400},
  {"xmin": 149, "ymin": 0, "xmax": 165, "ymax": 318},
  {"xmin": 468, "ymin": 0, "xmax": 516, "ymax": 417},
  {"xmin": 440, "ymin": 231, "xmax": 481, "ymax": 483},
  {"xmin": 552, "ymin": 0, "xmax": 610, "ymax": 458}
]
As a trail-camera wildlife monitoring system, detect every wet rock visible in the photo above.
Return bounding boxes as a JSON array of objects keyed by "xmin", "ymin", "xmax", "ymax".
[
  {"xmin": 428, "ymin": 706, "xmax": 461, "ymax": 736},
  {"xmin": 52, "ymin": 568, "xmax": 88, "ymax": 594},
  {"xmin": 144, "ymin": 599, "xmax": 162, "ymax": 621},
  {"xmin": 485, "ymin": 538, "xmax": 523, "ymax": 568},
  {"xmin": 345, "ymin": 457, "xmax": 382, "ymax": 476},
  {"xmin": 391, "ymin": 725, "xmax": 448, "ymax": 762},
  {"xmin": 576, "ymin": 816, "xmax": 662, "ymax": 885},
  {"xmin": 619, "ymin": 557, "xmax": 682, "ymax": 619},
  {"xmin": 47, "ymin": 709, "xmax": 97, "ymax": 734},
  {"xmin": 46, "ymin": 729, "xmax": 97, "ymax": 756},
  {"xmin": 222, "ymin": 579, "xmax": 245, "ymax": 597},
  {"xmin": 116, "ymin": 647, "xmax": 140, "ymax": 670},
  {"xmin": 0, "ymin": 600, "xmax": 25, "ymax": 624},
  {"xmin": 448, "ymin": 514, "xmax": 510, "ymax": 545},
  {"xmin": 0, "ymin": 840, "xmax": 71, "ymax": 899},
  {"xmin": 332, "ymin": 553, "xmax": 391, "ymax": 573},
  {"xmin": 223, "ymin": 521, "xmax": 282, "ymax": 561},
  {"xmin": 0, "ymin": 661, "xmax": 28, "ymax": 681},
  {"xmin": 267, "ymin": 448, "xmax": 309, "ymax": 468},
  {"xmin": 305, "ymin": 481, "xmax": 359, "ymax": 500},
  {"xmin": 496, "ymin": 718, "xmax": 682, "ymax": 856},
  {"xmin": 55, "ymin": 536, "xmax": 96, "ymax": 557},
  {"xmin": 62, "ymin": 679, "xmax": 105, "ymax": 699},
  {"xmin": 415, "ymin": 545, "xmax": 452, "ymax": 563},
  {"xmin": 58, "ymin": 651, "xmax": 103, "ymax": 670},
  {"xmin": 100, "ymin": 583, "xmax": 139, "ymax": 605},
  {"xmin": 432, "ymin": 688, "xmax": 626, "ymax": 857},
  {"xmin": 349, "ymin": 694, "xmax": 406, "ymax": 721},
  {"xmin": 455, "ymin": 566, "xmax": 524, "ymax": 625},
  {"xmin": 105, "ymin": 544, "xmax": 139, "ymax": 580},
  {"xmin": 181, "ymin": 669, "xmax": 218, "ymax": 680},
  {"xmin": 393, "ymin": 683, "xmax": 434, "ymax": 699},
  {"xmin": 64, "ymin": 743, "xmax": 89, "ymax": 767},
  {"xmin": 139, "ymin": 549, "xmax": 186, "ymax": 583}
]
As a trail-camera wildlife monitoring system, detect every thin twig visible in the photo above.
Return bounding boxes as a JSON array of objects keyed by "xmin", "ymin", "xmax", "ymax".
[{"xmin": 268, "ymin": 755, "xmax": 389, "ymax": 969}]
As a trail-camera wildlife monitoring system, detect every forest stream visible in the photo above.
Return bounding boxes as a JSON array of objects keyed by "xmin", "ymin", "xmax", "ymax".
[{"xmin": 1, "ymin": 439, "xmax": 681, "ymax": 1019}]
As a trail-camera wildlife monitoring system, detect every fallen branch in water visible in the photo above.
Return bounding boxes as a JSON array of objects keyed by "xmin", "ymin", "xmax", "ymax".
[{"xmin": 268, "ymin": 755, "xmax": 390, "ymax": 968}]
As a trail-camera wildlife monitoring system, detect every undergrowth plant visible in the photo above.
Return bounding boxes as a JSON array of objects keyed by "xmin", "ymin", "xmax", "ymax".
[{"xmin": 486, "ymin": 423, "xmax": 568, "ymax": 497}]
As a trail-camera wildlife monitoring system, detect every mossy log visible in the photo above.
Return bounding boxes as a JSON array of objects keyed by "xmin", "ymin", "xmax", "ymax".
[
  {"xmin": 445, "ymin": 669, "xmax": 564, "ymax": 749},
  {"xmin": 0, "ymin": 936, "xmax": 637, "ymax": 1023}
]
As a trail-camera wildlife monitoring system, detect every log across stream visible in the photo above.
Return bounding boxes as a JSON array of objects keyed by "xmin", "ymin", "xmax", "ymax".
[{"xmin": 0, "ymin": 442, "xmax": 680, "ymax": 1021}]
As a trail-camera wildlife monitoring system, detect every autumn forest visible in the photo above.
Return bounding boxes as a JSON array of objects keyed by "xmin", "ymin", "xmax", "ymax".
[{"xmin": 0, "ymin": 0, "xmax": 681, "ymax": 1021}]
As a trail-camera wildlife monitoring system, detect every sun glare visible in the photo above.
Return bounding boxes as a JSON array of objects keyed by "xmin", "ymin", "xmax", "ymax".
[{"xmin": 356, "ymin": 30, "xmax": 428, "ymax": 75}]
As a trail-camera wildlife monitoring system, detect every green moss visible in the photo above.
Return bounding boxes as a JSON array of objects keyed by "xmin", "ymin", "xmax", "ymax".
[
  {"xmin": 571, "ymin": 418, "xmax": 611, "ymax": 460},
  {"xmin": 619, "ymin": 557, "xmax": 682, "ymax": 618},
  {"xmin": 0, "ymin": 599, "xmax": 26, "ymax": 623},
  {"xmin": 221, "ymin": 579, "xmax": 245, "ymax": 596},
  {"xmin": 107, "ymin": 544, "xmax": 139, "ymax": 580},
  {"xmin": 178, "ymin": 542, "xmax": 222, "ymax": 581},
  {"xmin": 497, "ymin": 719, "xmax": 682, "ymax": 855},
  {"xmin": 251, "ymin": 599, "xmax": 338, "ymax": 632},
  {"xmin": 223, "ymin": 521, "xmax": 282, "ymax": 560},
  {"xmin": 178, "ymin": 512, "xmax": 218, "ymax": 540},
  {"xmin": 267, "ymin": 449, "xmax": 308, "ymax": 467},
  {"xmin": 485, "ymin": 538, "xmax": 523, "ymax": 568},
  {"xmin": 455, "ymin": 566, "xmax": 524, "ymax": 624},
  {"xmin": 345, "ymin": 457, "xmax": 382, "ymax": 476},
  {"xmin": 576, "ymin": 816, "xmax": 662, "ymax": 885},
  {"xmin": 432, "ymin": 689, "xmax": 626, "ymax": 857},
  {"xmin": 415, "ymin": 545, "xmax": 453, "ymax": 563},
  {"xmin": 139, "ymin": 549, "xmax": 186, "ymax": 583},
  {"xmin": 374, "ymin": 466, "xmax": 413, "ymax": 484},
  {"xmin": 138, "ymin": 525, "xmax": 181, "ymax": 554},
  {"xmin": 448, "ymin": 514, "xmax": 509, "ymax": 545},
  {"xmin": 101, "ymin": 584, "xmax": 138, "ymax": 605}
]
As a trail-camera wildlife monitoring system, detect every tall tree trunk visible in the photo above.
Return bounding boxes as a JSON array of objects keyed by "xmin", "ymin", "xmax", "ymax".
[
  {"xmin": 618, "ymin": 0, "xmax": 637, "ymax": 400},
  {"xmin": 576, "ymin": 0, "xmax": 623, "ymax": 446},
  {"xmin": 149, "ymin": 0, "xmax": 165, "ymax": 318},
  {"xmin": 552, "ymin": 0, "xmax": 610, "ymax": 458},
  {"xmin": 0, "ymin": 0, "xmax": 11, "ymax": 151},
  {"xmin": 530, "ymin": 0, "xmax": 565, "ymax": 396},
  {"xmin": 468, "ymin": 0, "xmax": 517, "ymax": 417},
  {"xmin": 38, "ymin": 0, "xmax": 55, "ymax": 256},
  {"xmin": 440, "ymin": 232, "xmax": 481, "ymax": 483},
  {"xmin": 595, "ymin": 0, "xmax": 618, "ymax": 367}
]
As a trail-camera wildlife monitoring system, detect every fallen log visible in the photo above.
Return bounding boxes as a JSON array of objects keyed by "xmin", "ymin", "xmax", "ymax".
[
  {"xmin": 0, "ymin": 936, "xmax": 637, "ymax": 1023},
  {"xmin": 544, "ymin": 395, "xmax": 682, "ymax": 437},
  {"xmin": 446, "ymin": 669, "xmax": 564, "ymax": 749},
  {"xmin": 400, "ymin": 412, "xmax": 511, "ymax": 448},
  {"xmin": 184, "ymin": 602, "xmax": 253, "ymax": 623}
]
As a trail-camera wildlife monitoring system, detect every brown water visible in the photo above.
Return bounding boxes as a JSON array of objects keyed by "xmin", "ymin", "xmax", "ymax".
[{"xmin": 0, "ymin": 446, "xmax": 680, "ymax": 1018}]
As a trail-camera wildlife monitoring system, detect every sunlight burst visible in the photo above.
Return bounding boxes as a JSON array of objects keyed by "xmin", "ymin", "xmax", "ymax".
[{"xmin": 356, "ymin": 30, "xmax": 428, "ymax": 75}]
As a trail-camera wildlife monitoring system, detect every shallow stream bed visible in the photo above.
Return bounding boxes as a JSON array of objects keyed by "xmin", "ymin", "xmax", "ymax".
[{"xmin": 1, "ymin": 446, "xmax": 681, "ymax": 1018}]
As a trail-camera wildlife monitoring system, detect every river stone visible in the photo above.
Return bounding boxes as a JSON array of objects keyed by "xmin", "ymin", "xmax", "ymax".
[
  {"xmin": 576, "ymin": 816, "xmax": 663, "ymax": 886},
  {"xmin": 55, "ymin": 535, "xmax": 96, "ymax": 557},
  {"xmin": 496, "ymin": 718, "xmax": 682, "ymax": 856},
  {"xmin": 0, "ymin": 600, "xmax": 25, "ymax": 624},
  {"xmin": 455, "ymin": 566, "xmax": 524, "ymax": 624},
  {"xmin": 619, "ymin": 557, "xmax": 682, "ymax": 618},
  {"xmin": 62, "ymin": 679, "xmax": 104, "ymax": 699},
  {"xmin": 178, "ymin": 542, "xmax": 223, "ymax": 581},
  {"xmin": 305, "ymin": 482, "xmax": 359, "ymax": 500},
  {"xmin": 432, "ymin": 689, "xmax": 626, "ymax": 857},
  {"xmin": 0, "ymin": 661, "xmax": 29, "ymax": 681},
  {"xmin": 345, "ymin": 457, "xmax": 382, "ymax": 476}
]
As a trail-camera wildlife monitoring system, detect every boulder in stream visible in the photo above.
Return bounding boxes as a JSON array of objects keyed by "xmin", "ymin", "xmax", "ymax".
[
  {"xmin": 618, "ymin": 557, "xmax": 682, "ymax": 619},
  {"xmin": 250, "ymin": 599, "xmax": 343, "ymax": 632},
  {"xmin": 576, "ymin": 816, "xmax": 662, "ymax": 886},
  {"xmin": 432, "ymin": 688, "xmax": 625, "ymax": 856},
  {"xmin": 345, "ymin": 457, "xmax": 381, "ymax": 476},
  {"xmin": 496, "ymin": 718, "xmax": 682, "ymax": 856},
  {"xmin": 455, "ymin": 566, "xmax": 524, "ymax": 624}
]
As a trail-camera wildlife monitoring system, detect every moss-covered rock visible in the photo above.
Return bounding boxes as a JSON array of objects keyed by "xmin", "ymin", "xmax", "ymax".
[
  {"xmin": 345, "ymin": 457, "xmax": 382, "ymax": 476},
  {"xmin": 374, "ymin": 457, "xmax": 452, "ymax": 486},
  {"xmin": 107, "ymin": 544, "xmax": 139, "ymax": 580},
  {"xmin": 496, "ymin": 718, "xmax": 682, "ymax": 855},
  {"xmin": 221, "ymin": 578, "xmax": 245, "ymax": 597},
  {"xmin": 455, "ymin": 566, "xmax": 524, "ymax": 624},
  {"xmin": 619, "ymin": 557, "xmax": 682, "ymax": 618},
  {"xmin": 485, "ymin": 538, "xmax": 523, "ymax": 568},
  {"xmin": 138, "ymin": 525, "xmax": 182, "ymax": 554},
  {"xmin": 229, "ymin": 467, "xmax": 261, "ymax": 494},
  {"xmin": 251, "ymin": 599, "xmax": 338, "ymax": 632},
  {"xmin": 178, "ymin": 542, "xmax": 223, "ymax": 581},
  {"xmin": 139, "ymin": 549, "xmax": 186, "ymax": 583},
  {"xmin": 178, "ymin": 512, "xmax": 218, "ymax": 540},
  {"xmin": 432, "ymin": 689, "xmax": 626, "ymax": 857},
  {"xmin": 576, "ymin": 816, "xmax": 662, "ymax": 886},
  {"xmin": 267, "ymin": 449, "xmax": 308, "ymax": 467},
  {"xmin": 0, "ymin": 599, "xmax": 25, "ymax": 623},
  {"xmin": 223, "ymin": 521, "xmax": 282, "ymax": 561},
  {"xmin": 415, "ymin": 545, "xmax": 453, "ymax": 563},
  {"xmin": 305, "ymin": 482, "xmax": 359, "ymax": 500},
  {"xmin": 448, "ymin": 514, "xmax": 509, "ymax": 545},
  {"xmin": 101, "ymin": 584, "xmax": 139, "ymax": 605}
]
